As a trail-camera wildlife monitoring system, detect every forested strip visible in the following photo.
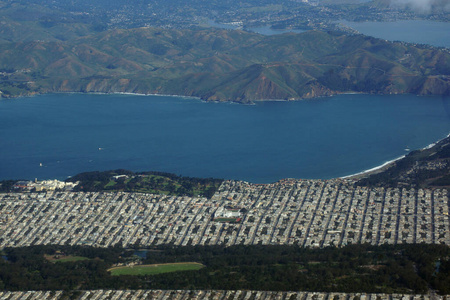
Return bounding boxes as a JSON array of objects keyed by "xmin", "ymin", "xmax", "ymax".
[{"xmin": 0, "ymin": 244, "xmax": 449, "ymax": 294}]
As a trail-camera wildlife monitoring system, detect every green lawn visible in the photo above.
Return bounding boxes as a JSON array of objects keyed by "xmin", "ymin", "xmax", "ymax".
[
  {"xmin": 104, "ymin": 180, "xmax": 117, "ymax": 188},
  {"xmin": 44, "ymin": 255, "xmax": 90, "ymax": 263},
  {"xmin": 109, "ymin": 262, "xmax": 204, "ymax": 276},
  {"xmin": 57, "ymin": 256, "xmax": 90, "ymax": 263}
]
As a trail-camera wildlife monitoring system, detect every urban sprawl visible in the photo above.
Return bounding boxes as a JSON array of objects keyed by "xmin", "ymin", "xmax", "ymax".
[
  {"xmin": 1, "ymin": 178, "xmax": 448, "ymax": 249},
  {"xmin": 0, "ymin": 290, "xmax": 447, "ymax": 300}
]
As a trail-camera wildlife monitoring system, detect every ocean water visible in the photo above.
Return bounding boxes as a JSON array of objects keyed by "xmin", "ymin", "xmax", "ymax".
[
  {"xmin": 1, "ymin": 93, "xmax": 450, "ymax": 183},
  {"xmin": 339, "ymin": 20, "xmax": 450, "ymax": 48}
]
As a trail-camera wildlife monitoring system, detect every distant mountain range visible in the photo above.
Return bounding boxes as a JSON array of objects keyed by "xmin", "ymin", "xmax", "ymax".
[{"xmin": 0, "ymin": 27, "xmax": 449, "ymax": 102}]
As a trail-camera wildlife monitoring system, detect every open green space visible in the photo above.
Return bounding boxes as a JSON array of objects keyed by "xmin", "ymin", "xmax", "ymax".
[
  {"xmin": 1, "ymin": 244, "xmax": 450, "ymax": 294},
  {"xmin": 66, "ymin": 170, "xmax": 223, "ymax": 198},
  {"xmin": 44, "ymin": 254, "xmax": 90, "ymax": 263},
  {"xmin": 109, "ymin": 262, "xmax": 204, "ymax": 276}
]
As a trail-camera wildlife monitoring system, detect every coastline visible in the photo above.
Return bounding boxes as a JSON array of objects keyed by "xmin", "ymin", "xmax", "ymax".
[
  {"xmin": 0, "ymin": 90, "xmax": 202, "ymax": 101},
  {"xmin": 67, "ymin": 91, "xmax": 201, "ymax": 101},
  {"xmin": 340, "ymin": 155, "xmax": 405, "ymax": 180},
  {"xmin": 0, "ymin": 90, "xmax": 336, "ymax": 105},
  {"xmin": 2, "ymin": 89, "xmax": 448, "ymax": 106},
  {"xmin": 341, "ymin": 132, "xmax": 450, "ymax": 181}
]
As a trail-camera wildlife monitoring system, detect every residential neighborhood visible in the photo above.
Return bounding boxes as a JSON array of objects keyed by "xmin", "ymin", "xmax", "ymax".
[
  {"xmin": 0, "ymin": 178, "xmax": 448, "ymax": 249},
  {"xmin": 0, "ymin": 290, "xmax": 446, "ymax": 300}
]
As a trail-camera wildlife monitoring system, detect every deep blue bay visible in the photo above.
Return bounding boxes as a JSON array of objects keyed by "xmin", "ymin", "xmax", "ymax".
[
  {"xmin": 209, "ymin": 19, "xmax": 450, "ymax": 48},
  {"xmin": 338, "ymin": 20, "xmax": 450, "ymax": 48},
  {"xmin": 1, "ymin": 93, "xmax": 450, "ymax": 183}
]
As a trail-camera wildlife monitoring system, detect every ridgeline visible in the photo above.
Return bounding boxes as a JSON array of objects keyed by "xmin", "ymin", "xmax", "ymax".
[{"xmin": 0, "ymin": 28, "xmax": 449, "ymax": 102}]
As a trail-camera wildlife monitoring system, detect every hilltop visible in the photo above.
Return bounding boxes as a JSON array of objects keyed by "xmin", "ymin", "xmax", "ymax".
[{"xmin": 0, "ymin": 28, "xmax": 449, "ymax": 102}]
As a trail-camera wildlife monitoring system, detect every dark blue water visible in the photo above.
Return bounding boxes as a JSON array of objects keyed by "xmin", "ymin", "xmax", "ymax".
[
  {"xmin": 133, "ymin": 250, "xmax": 148, "ymax": 259},
  {"xmin": 209, "ymin": 19, "xmax": 449, "ymax": 48},
  {"xmin": 339, "ymin": 20, "xmax": 450, "ymax": 48},
  {"xmin": 1, "ymin": 93, "xmax": 450, "ymax": 183}
]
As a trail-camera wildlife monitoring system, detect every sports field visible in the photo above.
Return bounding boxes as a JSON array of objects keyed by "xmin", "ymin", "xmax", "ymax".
[{"xmin": 108, "ymin": 262, "xmax": 204, "ymax": 276}]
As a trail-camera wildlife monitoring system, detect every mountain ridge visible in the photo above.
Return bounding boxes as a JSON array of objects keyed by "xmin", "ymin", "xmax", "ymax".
[{"xmin": 0, "ymin": 27, "xmax": 449, "ymax": 102}]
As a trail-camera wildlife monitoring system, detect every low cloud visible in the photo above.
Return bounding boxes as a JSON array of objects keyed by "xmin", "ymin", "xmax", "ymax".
[{"xmin": 389, "ymin": 0, "xmax": 450, "ymax": 13}]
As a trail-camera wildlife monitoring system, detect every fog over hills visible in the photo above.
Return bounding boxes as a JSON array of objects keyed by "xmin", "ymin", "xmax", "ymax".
[{"xmin": 388, "ymin": 0, "xmax": 450, "ymax": 13}]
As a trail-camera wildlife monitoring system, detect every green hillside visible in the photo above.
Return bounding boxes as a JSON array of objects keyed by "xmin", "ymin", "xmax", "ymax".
[{"xmin": 0, "ymin": 27, "xmax": 449, "ymax": 102}]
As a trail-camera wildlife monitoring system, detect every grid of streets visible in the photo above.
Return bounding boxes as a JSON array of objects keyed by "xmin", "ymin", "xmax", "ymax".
[
  {"xmin": 0, "ymin": 290, "xmax": 447, "ymax": 300},
  {"xmin": 0, "ymin": 179, "xmax": 449, "ymax": 248}
]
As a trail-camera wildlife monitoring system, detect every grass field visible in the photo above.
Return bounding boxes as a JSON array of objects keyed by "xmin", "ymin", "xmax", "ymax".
[{"xmin": 108, "ymin": 262, "xmax": 204, "ymax": 276}]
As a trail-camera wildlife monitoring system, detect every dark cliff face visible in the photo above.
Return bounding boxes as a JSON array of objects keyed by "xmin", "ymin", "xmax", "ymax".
[{"xmin": 1, "ymin": 28, "xmax": 449, "ymax": 102}]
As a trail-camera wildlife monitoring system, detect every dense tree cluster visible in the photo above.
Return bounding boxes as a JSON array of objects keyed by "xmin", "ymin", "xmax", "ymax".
[
  {"xmin": 0, "ymin": 180, "xmax": 17, "ymax": 193},
  {"xmin": 0, "ymin": 244, "xmax": 449, "ymax": 294},
  {"xmin": 0, "ymin": 245, "xmax": 132, "ymax": 291}
]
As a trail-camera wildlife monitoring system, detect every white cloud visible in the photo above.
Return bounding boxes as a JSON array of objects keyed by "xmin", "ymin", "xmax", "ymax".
[{"xmin": 389, "ymin": 0, "xmax": 450, "ymax": 13}]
